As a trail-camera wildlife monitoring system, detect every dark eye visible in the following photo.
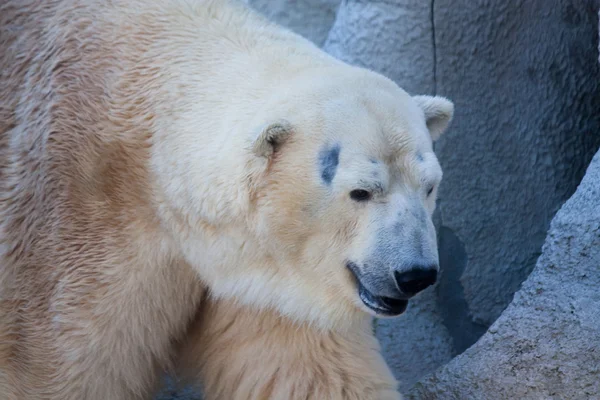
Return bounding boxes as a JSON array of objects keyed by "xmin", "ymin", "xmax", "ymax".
[
  {"xmin": 350, "ymin": 189, "xmax": 372, "ymax": 202},
  {"xmin": 426, "ymin": 185, "xmax": 435, "ymax": 197}
]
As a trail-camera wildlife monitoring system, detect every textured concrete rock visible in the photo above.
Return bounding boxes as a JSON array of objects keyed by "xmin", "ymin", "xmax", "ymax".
[
  {"xmin": 323, "ymin": 0, "xmax": 435, "ymax": 94},
  {"xmin": 376, "ymin": 289, "xmax": 454, "ymax": 393},
  {"xmin": 247, "ymin": 0, "xmax": 340, "ymax": 46},
  {"xmin": 409, "ymin": 150, "xmax": 600, "ymax": 399},
  {"xmin": 433, "ymin": 0, "xmax": 600, "ymax": 332}
]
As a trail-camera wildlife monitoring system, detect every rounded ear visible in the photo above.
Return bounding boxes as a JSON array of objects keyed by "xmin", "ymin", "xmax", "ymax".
[
  {"xmin": 413, "ymin": 95, "xmax": 454, "ymax": 141},
  {"xmin": 252, "ymin": 120, "xmax": 294, "ymax": 158}
]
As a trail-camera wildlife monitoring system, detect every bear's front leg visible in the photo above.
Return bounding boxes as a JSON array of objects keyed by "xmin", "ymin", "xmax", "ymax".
[{"xmin": 176, "ymin": 298, "xmax": 402, "ymax": 400}]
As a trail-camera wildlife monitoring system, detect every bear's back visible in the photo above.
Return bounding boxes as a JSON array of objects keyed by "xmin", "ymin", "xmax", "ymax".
[{"xmin": 0, "ymin": 1, "xmax": 207, "ymax": 398}]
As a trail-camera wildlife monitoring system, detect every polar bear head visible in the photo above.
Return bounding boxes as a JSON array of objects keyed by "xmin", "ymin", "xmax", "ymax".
[
  {"xmin": 156, "ymin": 66, "xmax": 453, "ymax": 328},
  {"xmin": 248, "ymin": 70, "xmax": 453, "ymax": 323}
]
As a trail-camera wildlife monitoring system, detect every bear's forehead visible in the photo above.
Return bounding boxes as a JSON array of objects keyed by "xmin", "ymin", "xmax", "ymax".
[
  {"xmin": 290, "ymin": 70, "xmax": 430, "ymax": 153},
  {"xmin": 317, "ymin": 95, "xmax": 430, "ymax": 160}
]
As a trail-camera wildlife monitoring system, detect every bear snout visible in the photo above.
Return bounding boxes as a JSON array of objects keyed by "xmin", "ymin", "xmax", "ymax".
[{"xmin": 393, "ymin": 266, "xmax": 438, "ymax": 297}]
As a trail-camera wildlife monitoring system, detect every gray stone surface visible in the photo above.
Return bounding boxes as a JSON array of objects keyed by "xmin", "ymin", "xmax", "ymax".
[
  {"xmin": 433, "ymin": 0, "xmax": 600, "ymax": 333},
  {"xmin": 409, "ymin": 149, "xmax": 600, "ymax": 399},
  {"xmin": 376, "ymin": 289, "xmax": 454, "ymax": 392},
  {"xmin": 323, "ymin": 0, "xmax": 435, "ymax": 95},
  {"xmin": 247, "ymin": 0, "xmax": 340, "ymax": 46}
]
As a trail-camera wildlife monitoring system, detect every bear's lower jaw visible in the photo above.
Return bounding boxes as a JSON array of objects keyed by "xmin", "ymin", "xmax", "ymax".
[
  {"xmin": 357, "ymin": 282, "xmax": 409, "ymax": 317},
  {"xmin": 346, "ymin": 262, "xmax": 409, "ymax": 317}
]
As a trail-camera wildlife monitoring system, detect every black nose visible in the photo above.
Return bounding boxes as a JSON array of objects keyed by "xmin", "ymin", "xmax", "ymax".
[{"xmin": 394, "ymin": 267, "xmax": 438, "ymax": 296}]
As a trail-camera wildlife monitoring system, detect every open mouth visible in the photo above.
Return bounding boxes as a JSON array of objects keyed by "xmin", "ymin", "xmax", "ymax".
[
  {"xmin": 357, "ymin": 282, "xmax": 408, "ymax": 316},
  {"xmin": 347, "ymin": 264, "xmax": 408, "ymax": 316}
]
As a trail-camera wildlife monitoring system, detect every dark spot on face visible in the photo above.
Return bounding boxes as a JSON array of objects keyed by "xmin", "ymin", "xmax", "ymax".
[
  {"xmin": 416, "ymin": 152, "xmax": 424, "ymax": 162},
  {"xmin": 369, "ymin": 158, "xmax": 378, "ymax": 164},
  {"xmin": 319, "ymin": 144, "xmax": 340, "ymax": 185}
]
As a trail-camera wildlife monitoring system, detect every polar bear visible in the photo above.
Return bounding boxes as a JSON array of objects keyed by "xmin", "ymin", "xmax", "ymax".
[{"xmin": 0, "ymin": 0, "xmax": 453, "ymax": 399}]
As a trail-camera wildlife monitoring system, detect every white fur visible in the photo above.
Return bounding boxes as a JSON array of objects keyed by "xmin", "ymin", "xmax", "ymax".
[{"xmin": 145, "ymin": 0, "xmax": 454, "ymax": 329}]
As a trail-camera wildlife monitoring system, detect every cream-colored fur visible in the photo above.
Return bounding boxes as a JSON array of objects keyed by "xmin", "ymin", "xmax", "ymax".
[
  {"xmin": 0, "ymin": 0, "xmax": 453, "ymax": 399},
  {"xmin": 178, "ymin": 298, "xmax": 399, "ymax": 400}
]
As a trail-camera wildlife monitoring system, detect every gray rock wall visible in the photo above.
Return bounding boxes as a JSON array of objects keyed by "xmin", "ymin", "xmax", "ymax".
[
  {"xmin": 323, "ymin": 0, "xmax": 435, "ymax": 95},
  {"xmin": 247, "ymin": 0, "xmax": 340, "ymax": 46},
  {"xmin": 409, "ymin": 148, "xmax": 600, "ymax": 399},
  {"xmin": 433, "ymin": 0, "xmax": 600, "ymax": 336}
]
